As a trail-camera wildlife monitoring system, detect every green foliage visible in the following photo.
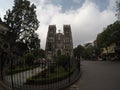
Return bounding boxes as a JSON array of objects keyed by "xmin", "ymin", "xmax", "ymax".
[
  {"xmin": 55, "ymin": 55, "xmax": 70, "ymax": 71},
  {"xmin": 32, "ymin": 49, "xmax": 45, "ymax": 59},
  {"xmin": 24, "ymin": 52, "xmax": 35, "ymax": 65},
  {"xmin": 96, "ymin": 21, "xmax": 120, "ymax": 49},
  {"xmin": 73, "ymin": 45, "xmax": 85, "ymax": 59},
  {"xmin": 4, "ymin": 0, "xmax": 40, "ymax": 51},
  {"xmin": 48, "ymin": 62, "xmax": 56, "ymax": 73},
  {"xmin": 26, "ymin": 67, "xmax": 74, "ymax": 85},
  {"xmin": 116, "ymin": 0, "xmax": 120, "ymax": 21},
  {"xmin": 16, "ymin": 41, "xmax": 28, "ymax": 54},
  {"xmin": 74, "ymin": 44, "xmax": 97, "ymax": 59},
  {"xmin": 82, "ymin": 46, "xmax": 96, "ymax": 59},
  {"xmin": 55, "ymin": 55, "xmax": 70, "ymax": 67},
  {"xmin": 28, "ymin": 33, "xmax": 40, "ymax": 50}
]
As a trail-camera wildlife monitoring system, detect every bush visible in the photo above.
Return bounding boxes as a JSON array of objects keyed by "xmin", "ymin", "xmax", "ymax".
[
  {"xmin": 24, "ymin": 52, "xmax": 35, "ymax": 65},
  {"xmin": 48, "ymin": 62, "xmax": 56, "ymax": 73},
  {"xmin": 26, "ymin": 67, "xmax": 74, "ymax": 85},
  {"xmin": 55, "ymin": 55, "xmax": 70, "ymax": 71}
]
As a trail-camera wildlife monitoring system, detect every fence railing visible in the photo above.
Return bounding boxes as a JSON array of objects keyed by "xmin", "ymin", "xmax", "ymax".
[{"xmin": 1, "ymin": 58, "xmax": 80, "ymax": 90}]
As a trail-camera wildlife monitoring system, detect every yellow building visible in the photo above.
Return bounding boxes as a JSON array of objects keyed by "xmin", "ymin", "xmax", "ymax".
[{"xmin": 101, "ymin": 43, "xmax": 116, "ymax": 55}]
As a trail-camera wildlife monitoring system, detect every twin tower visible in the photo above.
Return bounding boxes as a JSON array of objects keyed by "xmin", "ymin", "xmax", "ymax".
[{"xmin": 45, "ymin": 25, "xmax": 73, "ymax": 60}]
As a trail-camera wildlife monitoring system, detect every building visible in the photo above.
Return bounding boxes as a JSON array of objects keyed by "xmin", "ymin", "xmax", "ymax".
[
  {"xmin": 45, "ymin": 25, "xmax": 73, "ymax": 60},
  {"xmin": 101, "ymin": 43, "xmax": 116, "ymax": 55},
  {"xmin": 100, "ymin": 43, "xmax": 118, "ymax": 60}
]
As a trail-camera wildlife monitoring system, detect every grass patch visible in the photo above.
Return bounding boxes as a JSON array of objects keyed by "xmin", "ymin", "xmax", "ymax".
[{"xmin": 26, "ymin": 67, "xmax": 74, "ymax": 85}]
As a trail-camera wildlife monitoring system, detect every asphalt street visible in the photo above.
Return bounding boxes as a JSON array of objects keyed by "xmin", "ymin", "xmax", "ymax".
[
  {"xmin": 65, "ymin": 60, "xmax": 120, "ymax": 90},
  {"xmin": 1, "ymin": 61, "xmax": 120, "ymax": 90}
]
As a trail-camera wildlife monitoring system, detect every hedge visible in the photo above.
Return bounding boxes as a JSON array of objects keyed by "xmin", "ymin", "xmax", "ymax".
[{"xmin": 26, "ymin": 67, "xmax": 74, "ymax": 85}]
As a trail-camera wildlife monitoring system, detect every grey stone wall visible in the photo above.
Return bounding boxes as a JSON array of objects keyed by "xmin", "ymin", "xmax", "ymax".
[{"xmin": 45, "ymin": 25, "xmax": 73, "ymax": 60}]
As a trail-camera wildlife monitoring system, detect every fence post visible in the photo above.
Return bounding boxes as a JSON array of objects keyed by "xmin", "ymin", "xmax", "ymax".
[
  {"xmin": 10, "ymin": 55, "xmax": 14, "ymax": 90},
  {"xmin": 0, "ymin": 52, "xmax": 3, "ymax": 80},
  {"xmin": 69, "ymin": 58, "xmax": 71, "ymax": 83}
]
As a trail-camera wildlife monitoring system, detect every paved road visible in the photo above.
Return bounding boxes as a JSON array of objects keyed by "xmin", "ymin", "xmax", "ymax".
[
  {"xmin": 1, "ymin": 61, "xmax": 120, "ymax": 90},
  {"xmin": 65, "ymin": 61, "xmax": 120, "ymax": 90}
]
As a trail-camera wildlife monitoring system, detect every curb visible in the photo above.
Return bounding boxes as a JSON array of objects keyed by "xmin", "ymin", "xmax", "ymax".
[{"xmin": 0, "ymin": 80, "xmax": 12, "ymax": 90}]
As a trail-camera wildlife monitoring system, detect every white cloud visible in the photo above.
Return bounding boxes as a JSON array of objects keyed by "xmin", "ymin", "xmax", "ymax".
[
  {"xmin": 32, "ymin": 0, "xmax": 62, "ymax": 49},
  {"xmin": 0, "ymin": 8, "xmax": 5, "ymax": 20},
  {"xmin": 0, "ymin": 0, "xmax": 116, "ymax": 48},
  {"xmin": 107, "ymin": 0, "xmax": 116, "ymax": 10},
  {"xmin": 0, "ymin": 0, "xmax": 116, "ymax": 49},
  {"xmin": 30, "ymin": 0, "xmax": 117, "ymax": 49}
]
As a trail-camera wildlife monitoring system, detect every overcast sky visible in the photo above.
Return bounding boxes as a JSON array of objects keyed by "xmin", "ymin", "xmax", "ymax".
[{"xmin": 0, "ymin": 0, "xmax": 117, "ymax": 49}]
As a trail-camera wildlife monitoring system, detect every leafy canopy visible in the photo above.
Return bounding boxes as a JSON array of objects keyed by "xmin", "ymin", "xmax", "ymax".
[
  {"xmin": 4, "ymin": 0, "xmax": 40, "ymax": 50},
  {"xmin": 96, "ymin": 21, "xmax": 120, "ymax": 49}
]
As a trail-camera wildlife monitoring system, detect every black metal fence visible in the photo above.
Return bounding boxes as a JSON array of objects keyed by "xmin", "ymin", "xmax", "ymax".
[{"xmin": 2, "ymin": 57, "xmax": 80, "ymax": 90}]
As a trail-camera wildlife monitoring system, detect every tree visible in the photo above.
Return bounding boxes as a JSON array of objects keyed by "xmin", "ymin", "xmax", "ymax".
[
  {"xmin": 116, "ymin": 0, "xmax": 120, "ymax": 21},
  {"xmin": 96, "ymin": 21, "xmax": 120, "ymax": 56},
  {"xmin": 82, "ymin": 45, "xmax": 95, "ymax": 59},
  {"xmin": 96, "ymin": 22, "xmax": 120, "ymax": 48},
  {"xmin": 55, "ymin": 55, "xmax": 70, "ymax": 71},
  {"xmin": 73, "ymin": 45, "xmax": 85, "ymax": 59},
  {"xmin": 4, "ymin": 0, "xmax": 40, "ymax": 51},
  {"xmin": 111, "ymin": 22, "xmax": 120, "ymax": 43},
  {"xmin": 24, "ymin": 52, "xmax": 35, "ymax": 65},
  {"xmin": 32, "ymin": 49, "xmax": 45, "ymax": 59},
  {"xmin": 28, "ymin": 33, "xmax": 40, "ymax": 50}
]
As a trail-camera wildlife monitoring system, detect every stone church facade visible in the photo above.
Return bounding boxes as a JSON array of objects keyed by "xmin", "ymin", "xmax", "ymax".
[{"xmin": 45, "ymin": 25, "xmax": 73, "ymax": 60}]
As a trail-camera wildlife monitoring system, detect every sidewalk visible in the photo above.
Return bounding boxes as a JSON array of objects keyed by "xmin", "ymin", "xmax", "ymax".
[
  {"xmin": 0, "ymin": 66, "xmax": 45, "ymax": 90},
  {"xmin": 5, "ymin": 66, "xmax": 44, "ymax": 85}
]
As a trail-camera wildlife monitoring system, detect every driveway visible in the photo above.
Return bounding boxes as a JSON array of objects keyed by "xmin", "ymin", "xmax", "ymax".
[{"xmin": 65, "ymin": 60, "xmax": 120, "ymax": 90}]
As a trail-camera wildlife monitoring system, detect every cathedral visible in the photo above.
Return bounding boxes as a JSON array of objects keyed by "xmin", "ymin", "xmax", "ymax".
[{"xmin": 45, "ymin": 25, "xmax": 73, "ymax": 60}]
